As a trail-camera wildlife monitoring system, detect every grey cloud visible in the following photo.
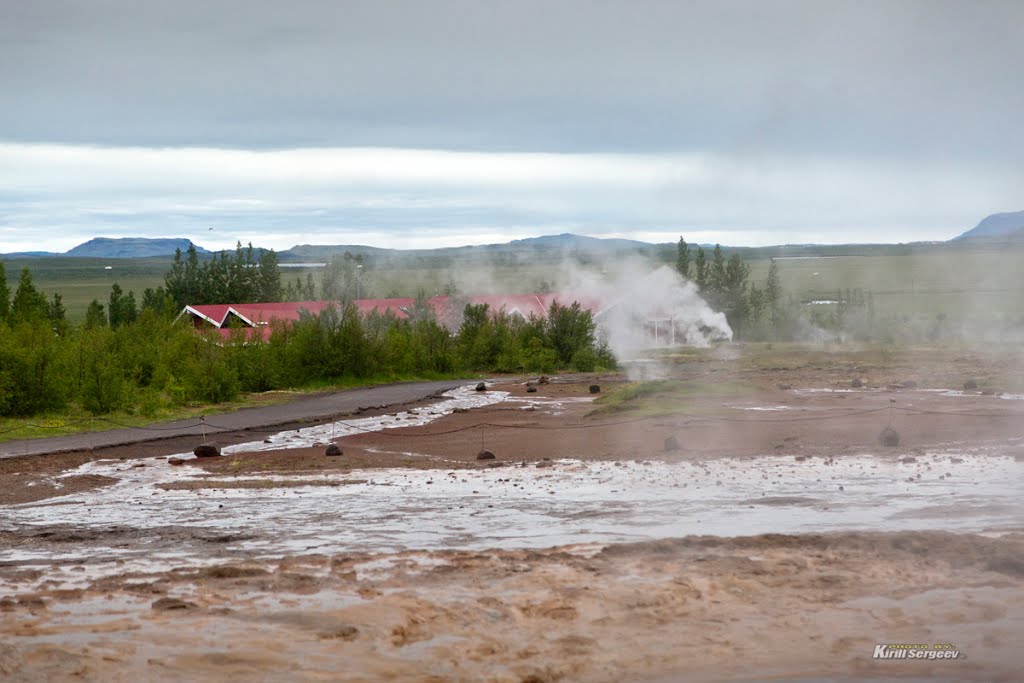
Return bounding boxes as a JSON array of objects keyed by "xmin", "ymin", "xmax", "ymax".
[{"xmin": 2, "ymin": 0, "xmax": 1022, "ymax": 161}]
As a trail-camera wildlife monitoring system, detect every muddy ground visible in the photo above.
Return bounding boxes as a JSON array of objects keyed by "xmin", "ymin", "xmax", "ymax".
[{"xmin": 2, "ymin": 347, "xmax": 1023, "ymax": 681}]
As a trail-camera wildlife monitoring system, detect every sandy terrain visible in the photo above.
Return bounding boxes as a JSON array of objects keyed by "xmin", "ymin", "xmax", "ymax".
[{"xmin": 2, "ymin": 347, "xmax": 1023, "ymax": 681}]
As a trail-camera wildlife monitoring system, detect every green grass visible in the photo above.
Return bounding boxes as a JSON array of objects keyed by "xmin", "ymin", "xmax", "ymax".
[
  {"xmin": 8, "ymin": 242, "xmax": 1024, "ymax": 324},
  {"xmin": 588, "ymin": 379, "xmax": 757, "ymax": 417}
]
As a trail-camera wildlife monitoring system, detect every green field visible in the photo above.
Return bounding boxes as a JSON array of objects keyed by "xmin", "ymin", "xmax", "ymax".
[{"xmin": 4, "ymin": 242, "xmax": 1024, "ymax": 323}]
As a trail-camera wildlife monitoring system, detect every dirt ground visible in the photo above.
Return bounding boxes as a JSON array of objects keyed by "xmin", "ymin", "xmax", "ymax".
[{"xmin": 2, "ymin": 346, "xmax": 1023, "ymax": 681}]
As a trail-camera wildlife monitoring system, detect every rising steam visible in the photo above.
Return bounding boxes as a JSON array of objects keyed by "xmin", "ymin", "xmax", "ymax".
[{"xmin": 562, "ymin": 262, "xmax": 732, "ymax": 361}]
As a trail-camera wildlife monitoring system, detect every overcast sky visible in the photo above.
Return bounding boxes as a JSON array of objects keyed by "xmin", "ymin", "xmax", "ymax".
[{"xmin": 1, "ymin": 0, "xmax": 1022, "ymax": 252}]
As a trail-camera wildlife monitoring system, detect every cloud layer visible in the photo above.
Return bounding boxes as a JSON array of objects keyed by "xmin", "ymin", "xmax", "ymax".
[{"xmin": 1, "ymin": 1, "xmax": 1022, "ymax": 249}]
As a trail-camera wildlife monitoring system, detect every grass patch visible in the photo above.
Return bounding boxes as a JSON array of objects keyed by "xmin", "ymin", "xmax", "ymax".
[{"xmin": 588, "ymin": 379, "xmax": 757, "ymax": 417}]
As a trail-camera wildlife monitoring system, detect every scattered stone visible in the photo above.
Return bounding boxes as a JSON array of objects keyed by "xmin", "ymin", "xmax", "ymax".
[
  {"xmin": 878, "ymin": 427, "xmax": 900, "ymax": 447},
  {"xmin": 477, "ymin": 449, "xmax": 496, "ymax": 460},
  {"xmin": 664, "ymin": 435, "xmax": 681, "ymax": 452},
  {"xmin": 589, "ymin": 384, "xmax": 601, "ymax": 394},
  {"xmin": 168, "ymin": 458, "xmax": 185, "ymax": 466},
  {"xmin": 263, "ymin": 439, "xmax": 273, "ymax": 444},
  {"xmin": 794, "ymin": 455, "xmax": 807, "ymax": 462},
  {"xmin": 899, "ymin": 456, "xmax": 917, "ymax": 464},
  {"xmin": 900, "ymin": 380, "xmax": 918, "ymax": 389},
  {"xmin": 538, "ymin": 375, "xmax": 550, "ymax": 384},
  {"xmin": 838, "ymin": 485, "xmax": 845, "ymax": 491},
  {"xmin": 325, "ymin": 444, "xmax": 342, "ymax": 457},
  {"xmin": 132, "ymin": 462, "xmax": 146, "ymax": 468},
  {"xmin": 963, "ymin": 379, "xmax": 978, "ymax": 390},
  {"xmin": 777, "ymin": 383, "xmax": 792, "ymax": 390},
  {"xmin": 981, "ymin": 389, "xmax": 996, "ymax": 396},
  {"xmin": 193, "ymin": 443, "xmax": 222, "ymax": 458},
  {"xmin": 475, "ymin": 382, "xmax": 487, "ymax": 392},
  {"xmin": 536, "ymin": 460, "xmax": 555, "ymax": 468},
  {"xmin": 851, "ymin": 378, "xmax": 863, "ymax": 388},
  {"xmin": 151, "ymin": 597, "xmax": 198, "ymax": 611},
  {"xmin": 527, "ymin": 386, "xmax": 538, "ymax": 393}
]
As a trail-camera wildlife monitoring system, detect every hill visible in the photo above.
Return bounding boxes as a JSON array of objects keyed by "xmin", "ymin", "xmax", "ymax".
[
  {"xmin": 65, "ymin": 237, "xmax": 210, "ymax": 258},
  {"xmin": 954, "ymin": 211, "xmax": 1024, "ymax": 241}
]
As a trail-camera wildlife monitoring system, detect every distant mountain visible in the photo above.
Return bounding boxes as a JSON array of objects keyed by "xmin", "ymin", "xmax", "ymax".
[
  {"xmin": 954, "ymin": 211, "xmax": 1024, "ymax": 241},
  {"xmin": 64, "ymin": 237, "xmax": 210, "ymax": 258},
  {"xmin": 507, "ymin": 233, "xmax": 652, "ymax": 250}
]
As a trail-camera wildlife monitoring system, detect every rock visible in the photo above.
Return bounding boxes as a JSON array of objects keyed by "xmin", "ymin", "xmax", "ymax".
[
  {"xmin": 151, "ymin": 597, "xmax": 198, "ymax": 611},
  {"xmin": 963, "ymin": 380, "xmax": 978, "ymax": 391},
  {"xmin": 899, "ymin": 456, "xmax": 917, "ymax": 464},
  {"xmin": 193, "ymin": 443, "xmax": 221, "ymax": 458},
  {"xmin": 981, "ymin": 389, "xmax": 996, "ymax": 396},
  {"xmin": 475, "ymin": 382, "xmax": 487, "ymax": 392},
  {"xmin": 535, "ymin": 460, "xmax": 555, "ymax": 468},
  {"xmin": 477, "ymin": 449, "xmax": 496, "ymax": 460},
  {"xmin": 777, "ymin": 383, "xmax": 792, "ymax": 390},
  {"xmin": 664, "ymin": 435, "xmax": 681, "ymax": 452},
  {"xmin": 851, "ymin": 378, "xmax": 863, "ymax": 388},
  {"xmin": 325, "ymin": 444, "xmax": 342, "ymax": 456},
  {"xmin": 878, "ymin": 427, "xmax": 900, "ymax": 447},
  {"xmin": 589, "ymin": 384, "xmax": 601, "ymax": 394},
  {"xmin": 538, "ymin": 375, "xmax": 550, "ymax": 385},
  {"xmin": 526, "ymin": 386, "xmax": 538, "ymax": 393},
  {"xmin": 168, "ymin": 458, "xmax": 185, "ymax": 466},
  {"xmin": 900, "ymin": 380, "xmax": 918, "ymax": 389}
]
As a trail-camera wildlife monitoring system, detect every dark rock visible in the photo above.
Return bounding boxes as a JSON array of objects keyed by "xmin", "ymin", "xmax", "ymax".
[
  {"xmin": 193, "ymin": 443, "xmax": 221, "ymax": 458},
  {"xmin": 168, "ymin": 458, "xmax": 185, "ymax": 466},
  {"xmin": 878, "ymin": 427, "xmax": 900, "ymax": 447},
  {"xmin": 981, "ymin": 389, "xmax": 996, "ymax": 396},
  {"xmin": 536, "ymin": 460, "xmax": 555, "ymax": 468},
  {"xmin": 538, "ymin": 375, "xmax": 550, "ymax": 384},
  {"xmin": 899, "ymin": 456, "xmax": 917, "ymax": 464},
  {"xmin": 477, "ymin": 449, "xmax": 496, "ymax": 460},
  {"xmin": 151, "ymin": 597, "xmax": 198, "ymax": 611},
  {"xmin": 325, "ymin": 444, "xmax": 342, "ymax": 457},
  {"xmin": 963, "ymin": 380, "xmax": 978, "ymax": 391},
  {"xmin": 664, "ymin": 435, "xmax": 681, "ymax": 452},
  {"xmin": 527, "ymin": 386, "xmax": 537, "ymax": 393},
  {"xmin": 900, "ymin": 380, "xmax": 918, "ymax": 389},
  {"xmin": 475, "ymin": 382, "xmax": 487, "ymax": 392},
  {"xmin": 851, "ymin": 378, "xmax": 863, "ymax": 388},
  {"xmin": 777, "ymin": 383, "xmax": 792, "ymax": 390},
  {"xmin": 589, "ymin": 384, "xmax": 601, "ymax": 394}
]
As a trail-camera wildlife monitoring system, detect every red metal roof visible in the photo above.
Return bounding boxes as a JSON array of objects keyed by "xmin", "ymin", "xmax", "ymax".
[{"xmin": 181, "ymin": 294, "xmax": 600, "ymax": 333}]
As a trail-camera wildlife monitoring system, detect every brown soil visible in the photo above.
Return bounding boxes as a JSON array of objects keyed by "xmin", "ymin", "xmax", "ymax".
[
  {"xmin": 1, "ymin": 531, "xmax": 1021, "ymax": 682},
  {"xmin": 2, "ymin": 347, "xmax": 1023, "ymax": 681}
]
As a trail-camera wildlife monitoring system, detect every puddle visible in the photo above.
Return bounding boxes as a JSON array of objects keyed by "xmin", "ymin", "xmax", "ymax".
[{"xmin": 224, "ymin": 384, "xmax": 509, "ymax": 452}]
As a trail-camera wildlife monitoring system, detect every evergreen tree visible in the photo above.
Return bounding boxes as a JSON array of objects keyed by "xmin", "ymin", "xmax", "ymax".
[
  {"xmin": 84, "ymin": 299, "xmax": 107, "ymax": 328},
  {"xmin": 709, "ymin": 244, "xmax": 726, "ymax": 295},
  {"xmin": 0, "ymin": 261, "xmax": 10, "ymax": 322},
  {"xmin": 11, "ymin": 268, "xmax": 49, "ymax": 322},
  {"xmin": 257, "ymin": 249, "xmax": 283, "ymax": 302},
  {"xmin": 165, "ymin": 248, "xmax": 186, "ymax": 306},
  {"xmin": 676, "ymin": 237, "xmax": 690, "ymax": 279},
  {"xmin": 109, "ymin": 282, "xmax": 126, "ymax": 328},
  {"xmin": 765, "ymin": 259, "xmax": 782, "ymax": 329},
  {"xmin": 694, "ymin": 247, "xmax": 707, "ymax": 290},
  {"xmin": 48, "ymin": 292, "xmax": 69, "ymax": 336}
]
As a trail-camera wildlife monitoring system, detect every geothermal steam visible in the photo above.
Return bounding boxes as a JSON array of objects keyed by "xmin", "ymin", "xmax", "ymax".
[{"xmin": 564, "ymin": 263, "xmax": 732, "ymax": 360}]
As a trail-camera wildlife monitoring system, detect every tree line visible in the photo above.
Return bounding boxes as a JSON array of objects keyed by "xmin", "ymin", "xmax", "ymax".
[{"xmin": 0, "ymin": 260, "xmax": 612, "ymax": 419}]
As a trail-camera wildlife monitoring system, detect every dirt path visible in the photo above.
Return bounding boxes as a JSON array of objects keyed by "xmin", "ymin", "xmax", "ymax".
[{"xmin": 0, "ymin": 380, "xmax": 464, "ymax": 460}]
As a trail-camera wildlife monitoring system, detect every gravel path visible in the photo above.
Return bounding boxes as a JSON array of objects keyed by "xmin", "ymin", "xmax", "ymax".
[{"xmin": 0, "ymin": 380, "xmax": 463, "ymax": 459}]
